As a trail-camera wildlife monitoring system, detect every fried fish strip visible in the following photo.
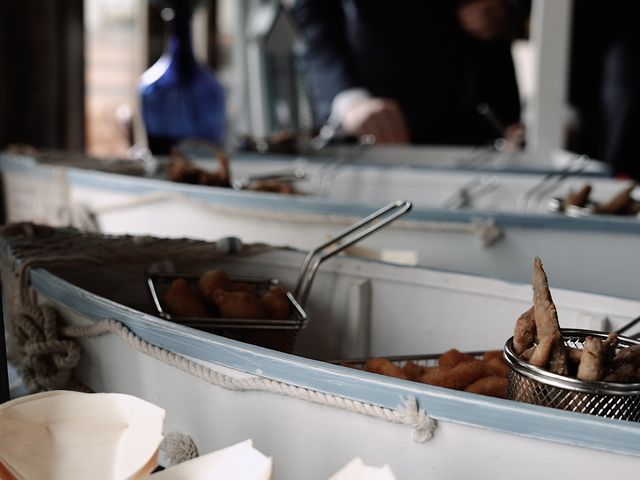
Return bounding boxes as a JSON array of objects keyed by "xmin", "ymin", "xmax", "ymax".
[
  {"xmin": 528, "ymin": 332, "xmax": 558, "ymax": 369},
  {"xmin": 594, "ymin": 183, "xmax": 636, "ymax": 215},
  {"xmin": 613, "ymin": 343, "xmax": 640, "ymax": 367},
  {"xmin": 532, "ymin": 257, "xmax": 568, "ymax": 375},
  {"xmin": 520, "ymin": 346, "xmax": 536, "ymax": 361},
  {"xmin": 566, "ymin": 184, "xmax": 591, "ymax": 207},
  {"xmin": 513, "ymin": 306, "xmax": 535, "ymax": 355},
  {"xmin": 215, "ymin": 151, "xmax": 231, "ymax": 187},
  {"xmin": 577, "ymin": 336, "xmax": 604, "ymax": 381},
  {"xmin": 604, "ymin": 363, "xmax": 635, "ymax": 383}
]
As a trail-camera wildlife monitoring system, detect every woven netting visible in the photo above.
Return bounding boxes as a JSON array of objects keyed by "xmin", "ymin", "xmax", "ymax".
[{"xmin": 0, "ymin": 222, "xmax": 272, "ymax": 392}]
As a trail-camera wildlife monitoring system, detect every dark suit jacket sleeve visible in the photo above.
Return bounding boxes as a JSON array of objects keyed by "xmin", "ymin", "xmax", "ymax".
[{"xmin": 289, "ymin": 0, "xmax": 362, "ymax": 122}]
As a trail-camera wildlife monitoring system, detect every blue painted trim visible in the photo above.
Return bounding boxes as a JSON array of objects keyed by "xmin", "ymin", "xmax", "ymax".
[
  {"xmin": 65, "ymin": 166, "xmax": 640, "ymax": 235},
  {"xmin": 30, "ymin": 268, "xmax": 640, "ymax": 458},
  {"xmin": 232, "ymin": 152, "xmax": 611, "ymax": 177},
  {"xmin": 0, "ymin": 153, "xmax": 635, "ymax": 233}
]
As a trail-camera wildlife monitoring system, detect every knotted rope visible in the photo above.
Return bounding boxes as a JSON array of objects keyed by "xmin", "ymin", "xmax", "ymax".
[
  {"xmin": 160, "ymin": 432, "xmax": 199, "ymax": 466},
  {"xmin": 62, "ymin": 318, "xmax": 437, "ymax": 443},
  {"xmin": 12, "ymin": 304, "xmax": 85, "ymax": 391}
]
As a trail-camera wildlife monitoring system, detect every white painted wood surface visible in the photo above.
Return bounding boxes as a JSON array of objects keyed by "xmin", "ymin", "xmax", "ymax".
[{"xmin": 9, "ymin": 250, "xmax": 640, "ymax": 479}]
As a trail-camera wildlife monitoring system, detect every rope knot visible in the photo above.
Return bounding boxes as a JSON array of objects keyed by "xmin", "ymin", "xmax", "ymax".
[
  {"xmin": 13, "ymin": 304, "xmax": 82, "ymax": 391},
  {"xmin": 160, "ymin": 432, "xmax": 199, "ymax": 466},
  {"xmin": 401, "ymin": 397, "xmax": 437, "ymax": 443},
  {"xmin": 473, "ymin": 219, "xmax": 502, "ymax": 248}
]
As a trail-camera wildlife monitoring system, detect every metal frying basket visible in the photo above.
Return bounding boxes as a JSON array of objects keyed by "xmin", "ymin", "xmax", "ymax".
[
  {"xmin": 504, "ymin": 329, "xmax": 640, "ymax": 422},
  {"xmin": 148, "ymin": 200, "xmax": 412, "ymax": 352}
]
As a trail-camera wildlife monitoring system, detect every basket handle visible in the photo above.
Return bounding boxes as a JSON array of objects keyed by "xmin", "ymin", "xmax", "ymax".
[
  {"xmin": 294, "ymin": 200, "xmax": 412, "ymax": 307},
  {"xmin": 615, "ymin": 314, "xmax": 640, "ymax": 337}
]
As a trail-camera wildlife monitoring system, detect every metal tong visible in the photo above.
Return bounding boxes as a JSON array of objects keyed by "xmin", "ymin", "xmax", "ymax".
[
  {"xmin": 294, "ymin": 200, "xmax": 412, "ymax": 307},
  {"xmin": 517, "ymin": 155, "xmax": 590, "ymax": 211},
  {"xmin": 440, "ymin": 174, "xmax": 501, "ymax": 210},
  {"xmin": 231, "ymin": 168, "xmax": 308, "ymax": 191},
  {"xmin": 615, "ymin": 315, "xmax": 640, "ymax": 339}
]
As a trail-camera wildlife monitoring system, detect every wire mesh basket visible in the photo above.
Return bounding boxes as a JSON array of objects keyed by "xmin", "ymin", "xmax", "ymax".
[
  {"xmin": 148, "ymin": 273, "xmax": 306, "ymax": 353},
  {"xmin": 334, "ymin": 351, "xmax": 487, "ymax": 369},
  {"xmin": 504, "ymin": 329, "xmax": 640, "ymax": 422},
  {"xmin": 147, "ymin": 200, "xmax": 412, "ymax": 353}
]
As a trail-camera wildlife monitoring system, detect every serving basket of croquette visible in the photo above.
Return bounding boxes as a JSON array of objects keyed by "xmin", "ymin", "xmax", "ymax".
[
  {"xmin": 338, "ymin": 257, "xmax": 640, "ymax": 421},
  {"xmin": 148, "ymin": 200, "xmax": 413, "ymax": 354},
  {"xmin": 148, "ymin": 270, "xmax": 307, "ymax": 354}
]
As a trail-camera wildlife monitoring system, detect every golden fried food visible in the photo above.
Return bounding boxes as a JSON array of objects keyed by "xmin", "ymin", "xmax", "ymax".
[
  {"xmin": 566, "ymin": 184, "xmax": 592, "ymax": 208},
  {"xmin": 163, "ymin": 278, "xmax": 209, "ymax": 318},
  {"xmin": 216, "ymin": 151, "xmax": 231, "ymax": 187},
  {"xmin": 604, "ymin": 363, "xmax": 635, "ymax": 383},
  {"xmin": 364, "ymin": 358, "xmax": 408, "ymax": 380},
  {"xmin": 594, "ymin": 183, "xmax": 636, "ymax": 215},
  {"xmin": 513, "ymin": 306, "xmax": 535, "ymax": 355},
  {"xmin": 402, "ymin": 361, "xmax": 427, "ymax": 381},
  {"xmin": 560, "ymin": 182, "xmax": 640, "ymax": 216},
  {"xmin": 261, "ymin": 286, "xmax": 291, "ymax": 320},
  {"xmin": 167, "ymin": 155, "xmax": 201, "ymax": 184},
  {"xmin": 532, "ymin": 257, "xmax": 568, "ymax": 375},
  {"xmin": 198, "ymin": 170, "xmax": 229, "ymax": 187},
  {"xmin": 211, "ymin": 289, "xmax": 267, "ymax": 319},
  {"xmin": 465, "ymin": 376, "xmax": 508, "ymax": 398},
  {"xmin": 420, "ymin": 360, "xmax": 494, "ymax": 391},
  {"xmin": 528, "ymin": 331, "xmax": 560, "ymax": 369},
  {"xmin": 485, "ymin": 356, "xmax": 510, "ymax": 377},
  {"xmin": 514, "ymin": 258, "xmax": 640, "ymax": 384},
  {"xmin": 613, "ymin": 343, "xmax": 640, "ymax": 367},
  {"xmin": 576, "ymin": 336, "xmax": 604, "ymax": 381},
  {"xmin": 482, "ymin": 350, "xmax": 504, "ymax": 362},
  {"xmin": 229, "ymin": 281, "xmax": 259, "ymax": 295},
  {"xmin": 520, "ymin": 346, "xmax": 535, "ymax": 361},
  {"xmin": 198, "ymin": 270, "xmax": 231, "ymax": 300},
  {"xmin": 438, "ymin": 349, "xmax": 476, "ymax": 369},
  {"xmin": 353, "ymin": 348, "xmax": 509, "ymax": 399},
  {"xmin": 248, "ymin": 180, "xmax": 297, "ymax": 195},
  {"xmin": 167, "ymin": 149, "xmax": 230, "ymax": 187}
]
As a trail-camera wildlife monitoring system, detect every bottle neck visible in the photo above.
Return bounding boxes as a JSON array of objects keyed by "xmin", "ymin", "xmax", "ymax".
[{"xmin": 165, "ymin": 7, "xmax": 196, "ymax": 68}]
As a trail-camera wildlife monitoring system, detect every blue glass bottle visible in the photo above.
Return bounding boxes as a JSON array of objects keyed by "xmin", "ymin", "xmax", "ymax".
[{"xmin": 140, "ymin": 4, "xmax": 225, "ymax": 155}]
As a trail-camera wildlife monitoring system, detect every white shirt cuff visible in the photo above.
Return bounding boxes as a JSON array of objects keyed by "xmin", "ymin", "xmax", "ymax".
[{"xmin": 329, "ymin": 88, "xmax": 371, "ymax": 126}]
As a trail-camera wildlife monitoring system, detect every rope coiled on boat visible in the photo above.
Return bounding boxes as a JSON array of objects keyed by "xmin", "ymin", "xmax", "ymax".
[{"xmin": 12, "ymin": 304, "xmax": 84, "ymax": 391}]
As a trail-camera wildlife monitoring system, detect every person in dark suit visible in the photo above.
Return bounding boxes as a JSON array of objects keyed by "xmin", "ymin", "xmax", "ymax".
[
  {"xmin": 567, "ymin": 1, "xmax": 640, "ymax": 179},
  {"xmin": 290, "ymin": 0, "xmax": 525, "ymax": 146}
]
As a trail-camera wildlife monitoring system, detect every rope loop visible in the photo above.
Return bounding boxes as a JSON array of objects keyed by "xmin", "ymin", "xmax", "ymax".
[
  {"xmin": 64, "ymin": 318, "xmax": 438, "ymax": 443},
  {"xmin": 13, "ymin": 304, "xmax": 82, "ymax": 391}
]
